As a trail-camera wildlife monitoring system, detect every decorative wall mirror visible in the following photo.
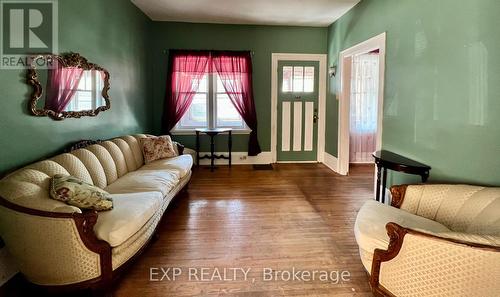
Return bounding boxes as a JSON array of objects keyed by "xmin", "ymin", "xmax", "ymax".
[{"xmin": 27, "ymin": 52, "xmax": 110, "ymax": 120}]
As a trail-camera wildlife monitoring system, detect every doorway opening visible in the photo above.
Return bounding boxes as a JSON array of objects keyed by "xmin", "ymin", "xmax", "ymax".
[
  {"xmin": 338, "ymin": 33, "xmax": 386, "ymax": 175},
  {"xmin": 349, "ymin": 50, "xmax": 380, "ymax": 166}
]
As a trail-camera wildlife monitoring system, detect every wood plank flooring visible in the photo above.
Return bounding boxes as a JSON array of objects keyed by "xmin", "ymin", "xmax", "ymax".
[
  {"xmin": 114, "ymin": 163, "xmax": 374, "ymax": 296},
  {"xmin": 3, "ymin": 163, "xmax": 375, "ymax": 297}
]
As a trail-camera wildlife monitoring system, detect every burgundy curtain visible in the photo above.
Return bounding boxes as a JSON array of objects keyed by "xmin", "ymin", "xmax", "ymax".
[
  {"xmin": 45, "ymin": 59, "xmax": 84, "ymax": 113},
  {"xmin": 162, "ymin": 50, "xmax": 210, "ymax": 133},
  {"xmin": 212, "ymin": 51, "xmax": 262, "ymax": 156}
]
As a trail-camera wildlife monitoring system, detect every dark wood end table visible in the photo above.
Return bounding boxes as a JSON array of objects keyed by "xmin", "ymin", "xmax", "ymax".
[
  {"xmin": 195, "ymin": 128, "xmax": 232, "ymax": 172},
  {"xmin": 372, "ymin": 150, "xmax": 431, "ymax": 204}
]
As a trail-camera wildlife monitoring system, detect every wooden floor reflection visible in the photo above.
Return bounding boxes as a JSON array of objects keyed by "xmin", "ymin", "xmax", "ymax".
[
  {"xmin": 113, "ymin": 163, "xmax": 375, "ymax": 296},
  {"xmin": 1, "ymin": 163, "xmax": 375, "ymax": 297}
]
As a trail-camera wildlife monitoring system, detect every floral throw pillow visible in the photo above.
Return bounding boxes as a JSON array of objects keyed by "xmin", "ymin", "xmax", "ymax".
[
  {"xmin": 140, "ymin": 135, "xmax": 177, "ymax": 164},
  {"xmin": 49, "ymin": 174, "xmax": 113, "ymax": 211}
]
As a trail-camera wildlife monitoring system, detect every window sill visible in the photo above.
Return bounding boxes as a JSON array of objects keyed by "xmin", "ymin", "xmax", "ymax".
[{"xmin": 171, "ymin": 129, "xmax": 251, "ymax": 135}]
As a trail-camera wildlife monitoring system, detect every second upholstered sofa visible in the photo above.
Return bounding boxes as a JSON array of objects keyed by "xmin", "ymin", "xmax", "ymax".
[
  {"xmin": 355, "ymin": 184, "xmax": 500, "ymax": 297},
  {"xmin": 0, "ymin": 134, "xmax": 193, "ymax": 291}
]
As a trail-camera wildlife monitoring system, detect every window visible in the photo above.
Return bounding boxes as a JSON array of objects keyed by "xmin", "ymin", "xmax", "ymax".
[
  {"xmin": 282, "ymin": 66, "xmax": 315, "ymax": 93},
  {"xmin": 65, "ymin": 70, "xmax": 104, "ymax": 112},
  {"xmin": 177, "ymin": 75, "xmax": 208, "ymax": 128},
  {"xmin": 175, "ymin": 73, "xmax": 247, "ymax": 131}
]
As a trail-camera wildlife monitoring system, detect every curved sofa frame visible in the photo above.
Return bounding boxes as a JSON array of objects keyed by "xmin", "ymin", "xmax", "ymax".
[
  {"xmin": 0, "ymin": 182, "xmax": 188, "ymax": 294},
  {"xmin": 0, "ymin": 139, "xmax": 190, "ymax": 294},
  {"xmin": 369, "ymin": 185, "xmax": 500, "ymax": 297}
]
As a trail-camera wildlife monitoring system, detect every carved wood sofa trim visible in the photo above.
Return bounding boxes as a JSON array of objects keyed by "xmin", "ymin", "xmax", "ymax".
[
  {"xmin": 389, "ymin": 185, "xmax": 407, "ymax": 209},
  {"xmin": 66, "ymin": 139, "xmax": 104, "ymax": 152},
  {"xmin": 369, "ymin": 222, "xmax": 500, "ymax": 297}
]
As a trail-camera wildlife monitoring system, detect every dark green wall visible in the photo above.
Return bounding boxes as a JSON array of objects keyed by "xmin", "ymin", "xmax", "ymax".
[
  {"xmin": 326, "ymin": 0, "xmax": 500, "ymax": 185},
  {"xmin": 149, "ymin": 22, "xmax": 327, "ymax": 152},
  {"xmin": 0, "ymin": 0, "xmax": 152, "ymax": 174}
]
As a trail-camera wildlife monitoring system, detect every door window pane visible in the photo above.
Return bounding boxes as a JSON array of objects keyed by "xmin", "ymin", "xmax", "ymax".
[
  {"xmin": 304, "ymin": 66, "xmax": 315, "ymax": 92},
  {"xmin": 282, "ymin": 66, "xmax": 293, "ymax": 92},
  {"xmin": 282, "ymin": 66, "xmax": 315, "ymax": 93},
  {"xmin": 293, "ymin": 66, "xmax": 304, "ymax": 92}
]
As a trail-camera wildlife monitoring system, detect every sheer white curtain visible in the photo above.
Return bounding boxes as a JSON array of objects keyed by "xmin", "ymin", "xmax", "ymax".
[{"xmin": 349, "ymin": 52, "xmax": 379, "ymax": 163}]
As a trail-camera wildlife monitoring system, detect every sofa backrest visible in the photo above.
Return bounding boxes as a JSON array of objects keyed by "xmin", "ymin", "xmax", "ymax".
[
  {"xmin": 401, "ymin": 184, "xmax": 500, "ymax": 235},
  {"xmin": 0, "ymin": 134, "xmax": 148, "ymax": 213}
]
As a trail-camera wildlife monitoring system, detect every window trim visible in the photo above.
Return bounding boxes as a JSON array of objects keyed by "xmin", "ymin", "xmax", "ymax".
[{"xmin": 172, "ymin": 73, "xmax": 250, "ymax": 133}]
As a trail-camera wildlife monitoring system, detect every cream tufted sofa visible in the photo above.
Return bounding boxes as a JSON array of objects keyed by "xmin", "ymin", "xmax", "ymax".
[
  {"xmin": 0, "ymin": 134, "xmax": 193, "ymax": 291},
  {"xmin": 355, "ymin": 184, "xmax": 500, "ymax": 297}
]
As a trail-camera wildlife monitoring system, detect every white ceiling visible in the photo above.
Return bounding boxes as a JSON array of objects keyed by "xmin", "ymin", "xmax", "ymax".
[{"xmin": 131, "ymin": 0, "xmax": 360, "ymax": 27}]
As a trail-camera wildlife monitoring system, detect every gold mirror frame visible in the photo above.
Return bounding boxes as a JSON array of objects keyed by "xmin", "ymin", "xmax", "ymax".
[{"xmin": 27, "ymin": 52, "xmax": 111, "ymax": 121}]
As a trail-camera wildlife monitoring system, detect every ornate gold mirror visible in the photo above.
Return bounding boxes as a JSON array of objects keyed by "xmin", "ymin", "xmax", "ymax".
[{"xmin": 27, "ymin": 52, "xmax": 110, "ymax": 120}]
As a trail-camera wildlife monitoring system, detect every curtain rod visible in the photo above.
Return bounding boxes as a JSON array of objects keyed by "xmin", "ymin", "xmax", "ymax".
[{"xmin": 163, "ymin": 49, "xmax": 255, "ymax": 56}]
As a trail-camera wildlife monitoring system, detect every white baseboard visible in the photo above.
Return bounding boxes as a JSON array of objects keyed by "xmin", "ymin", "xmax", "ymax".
[
  {"xmin": 195, "ymin": 151, "xmax": 342, "ymax": 170},
  {"xmin": 323, "ymin": 152, "xmax": 339, "ymax": 173},
  {"xmin": 196, "ymin": 151, "xmax": 272, "ymax": 165},
  {"xmin": 0, "ymin": 248, "xmax": 18, "ymax": 287}
]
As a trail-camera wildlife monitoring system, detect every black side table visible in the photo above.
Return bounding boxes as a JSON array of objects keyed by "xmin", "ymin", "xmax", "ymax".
[
  {"xmin": 372, "ymin": 150, "xmax": 431, "ymax": 203},
  {"xmin": 195, "ymin": 128, "xmax": 232, "ymax": 172}
]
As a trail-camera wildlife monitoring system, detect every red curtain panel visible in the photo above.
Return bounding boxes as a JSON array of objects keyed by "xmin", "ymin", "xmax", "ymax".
[
  {"xmin": 45, "ymin": 59, "xmax": 84, "ymax": 113},
  {"xmin": 212, "ymin": 51, "xmax": 261, "ymax": 156},
  {"xmin": 163, "ymin": 50, "xmax": 261, "ymax": 156},
  {"xmin": 162, "ymin": 50, "xmax": 210, "ymax": 133}
]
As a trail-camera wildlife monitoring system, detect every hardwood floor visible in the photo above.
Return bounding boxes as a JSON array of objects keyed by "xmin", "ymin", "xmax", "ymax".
[
  {"xmin": 114, "ymin": 163, "xmax": 375, "ymax": 296},
  {"xmin": 3, "ymin": 163, "xmax": 375, "ymax": 297}
]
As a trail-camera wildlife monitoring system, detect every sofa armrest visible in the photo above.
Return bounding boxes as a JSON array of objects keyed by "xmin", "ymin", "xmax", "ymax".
[
  {"xmin": 370, "ymin": 223, "xmax": 500, "ymax": 297},
  {"xmin": 390, "ymin": 184, "xmax": 491, "ymax": 218},
  {"xmin": 0, "ymin": 196, "xmax": 112, "ymax": 286}
]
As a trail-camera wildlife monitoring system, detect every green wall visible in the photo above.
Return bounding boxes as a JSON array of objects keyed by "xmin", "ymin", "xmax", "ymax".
[
  {"xmin": 149, "ymin": 22, "xmax": 327, "ymax": 152},
  {"xmin": 3, "ymin": 0, "xmax": 495, "ymax": 185},
  {"xmin": 326, "ymin": 0, "xmax": 500, "ymax": 185},
  {"xmin": 0, "ymin": 0, "xmax": 152, "ymax": 174}
]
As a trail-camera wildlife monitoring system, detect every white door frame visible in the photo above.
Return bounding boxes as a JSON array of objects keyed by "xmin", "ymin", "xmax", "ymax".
[
  {"xmin": 271, "ymin": 53, "xmax": 327, "ymax": 163},
  {"xmin": 337, "ymin": 33, "xmax": 386, "ymax": 175}
]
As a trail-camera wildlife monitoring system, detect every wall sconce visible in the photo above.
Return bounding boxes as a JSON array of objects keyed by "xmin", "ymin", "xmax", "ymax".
[{"xmin": 329, "ymin": 66, "xmax": 337, "ymax": 77}]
